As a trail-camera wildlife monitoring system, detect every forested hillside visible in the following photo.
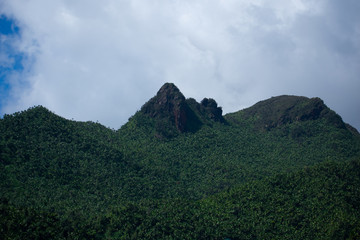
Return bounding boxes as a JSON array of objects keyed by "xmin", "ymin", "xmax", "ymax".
[{"xmin": 1, "ymin": 83, "xmax": 360, "ymax": 239}]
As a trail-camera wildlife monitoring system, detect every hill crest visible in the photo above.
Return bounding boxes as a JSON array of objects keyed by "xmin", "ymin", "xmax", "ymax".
[{"xmin": 226, "ymin": 94, "xmax": 346, "ymax": 131}]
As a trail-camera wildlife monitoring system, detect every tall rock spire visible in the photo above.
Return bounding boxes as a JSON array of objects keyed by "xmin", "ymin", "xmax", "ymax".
[{"xmin": 140, "ymin": 83, "xmax": 201, "ymax": 134}]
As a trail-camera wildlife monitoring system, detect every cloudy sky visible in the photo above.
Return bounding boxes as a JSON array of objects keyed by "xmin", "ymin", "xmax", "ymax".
[{"xmin": 0, "ymin": 0, "xmax": 359, "ymax": 130}]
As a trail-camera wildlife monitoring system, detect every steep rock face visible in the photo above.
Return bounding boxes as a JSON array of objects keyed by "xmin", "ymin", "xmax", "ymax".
[
  {"xmin": 141, "ymin": 83, "xmax": 186, "ymax": 132},
  {"xmin": 141, "ymin": 83, "xmax": 185, "ymax": 118},
  {"xmin": 200, "ymin": 98, "xmax": 224, "ymax": 122},
  {"xmin": 140, "ymin": 83, "xmax": 225, "ymax": 136},
  {"xmin": 141, "ymin": 83, "xmax": 203, "ymax": 134}
]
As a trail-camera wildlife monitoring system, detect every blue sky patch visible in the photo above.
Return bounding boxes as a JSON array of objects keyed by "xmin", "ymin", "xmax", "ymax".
[
  {"xmin": 0, "ymin": 15, "xmax": 20, "ymax": 35},
  {"xmin": 0, "ymin": 15, "xmax": 23, "ymax": 113}
]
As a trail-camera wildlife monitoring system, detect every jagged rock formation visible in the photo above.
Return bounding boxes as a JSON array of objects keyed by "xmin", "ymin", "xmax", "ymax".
[
  {"xmin": 200, "ymin": 98, "xmax": 224, "ymax": 122},
  {"xmin": 141, "ymin": 83, "xmax": 194, "ymax": 132},
  {"xmin": 140, "ymin": 83, "xmax": 225, "ymax": 136}
]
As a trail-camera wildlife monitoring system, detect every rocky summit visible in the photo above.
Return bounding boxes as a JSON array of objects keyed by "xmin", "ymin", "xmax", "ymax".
[{"xmin": 140, "ymin": 83, "xmax": 224, "ymax": 135}]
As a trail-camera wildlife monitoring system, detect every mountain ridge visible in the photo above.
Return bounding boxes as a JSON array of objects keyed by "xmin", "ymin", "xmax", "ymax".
[
  {"xmin": 1, "ymin": 82, "xmax": 360, "ymax": 239},
  {"xmin": 3, "ymin": 83, "xmax": 357, "ymax": 134}
]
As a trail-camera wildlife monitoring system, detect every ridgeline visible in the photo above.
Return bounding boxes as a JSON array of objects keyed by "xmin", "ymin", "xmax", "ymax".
[{"xmin": 1, "ymin": 83, "xmax": 360, "ymax": 239}]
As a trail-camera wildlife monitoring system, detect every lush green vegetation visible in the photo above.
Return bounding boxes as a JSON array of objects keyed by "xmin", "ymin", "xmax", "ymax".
[
  {"xmin": 2, "ymin": 159, "xmax": 360, "ymax": 239},
  {"xmin": 1, "ymin": 84, "xmax": 360, "ymax": 239}
]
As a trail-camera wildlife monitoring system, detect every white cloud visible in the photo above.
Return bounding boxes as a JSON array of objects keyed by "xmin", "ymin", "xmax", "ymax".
[{"xmin": 1, "ymin": 0, "xmax": 359, "ymax": 130}]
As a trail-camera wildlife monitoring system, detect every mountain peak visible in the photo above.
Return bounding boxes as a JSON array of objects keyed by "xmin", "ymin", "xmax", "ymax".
[
  {"xmin": 157, "ymin": 82, "xmax": 183, "ymax": 96},
  {"xmin": 239, "ymin": 95, "xmax": 345, "ymax": 130},
  {"xmin": 141, "ymin": 83, "xmax": 185, "ymax": 119},
  {"xmin": 139, "ymin": 83, "xmax": 225, "ymax": 137},
  {"xmin": 140, "ymin": 83, "xmax": 200, "ymax": 134}
]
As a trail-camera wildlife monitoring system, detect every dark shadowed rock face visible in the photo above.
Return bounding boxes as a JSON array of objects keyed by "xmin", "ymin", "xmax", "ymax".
[
  {"xmin": 141, "ymin": 83, "xmax": 201, "ymax": 133},
  {"xmin": 200, "ymin": 98, "xmax": 224, "ymax": 122},
  {"xmin": 141, "ymin": 83, "xmax": 186, "ymax": 130},
  {"xmin": 140, "ymin": 83, "xmax": 225, "ymax": 136}
]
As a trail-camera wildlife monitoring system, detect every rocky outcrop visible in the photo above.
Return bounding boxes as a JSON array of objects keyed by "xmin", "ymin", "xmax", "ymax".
[
  {"xmin": 141, "ymin": 83, "xmax": 189, "ymax": 132},
  {"xmin": 200, "ymin": 98, "xmax": 224, "ymax": 122},
  {"xmin": 140, "ymin": 83, "xmax": 225, "ymax": 136}
]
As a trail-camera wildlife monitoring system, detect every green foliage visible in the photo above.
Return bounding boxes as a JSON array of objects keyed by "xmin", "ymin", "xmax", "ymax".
[
  {"xmin": 232, "ymin": 95, "xmax": 345, "ymax": 130},
  {"xmin": 2, "ymin": 159, "xmax": 359, "ymax": 239},
  {"xmin": 1, "ymin": 92, "xmax": 360, "ymax": 239}
]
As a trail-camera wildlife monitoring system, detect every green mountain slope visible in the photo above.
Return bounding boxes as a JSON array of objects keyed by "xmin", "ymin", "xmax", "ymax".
[
  {"xmin": 1, "ymin": 83, "xmax": 360, "ymax": 239},
  {"xmin": 2, "ymin": 159, "xmax": 359, "ymax": 239},
  {"xmin": 110, "ymin": 159, "xmax": 360, "ymax": 240}
]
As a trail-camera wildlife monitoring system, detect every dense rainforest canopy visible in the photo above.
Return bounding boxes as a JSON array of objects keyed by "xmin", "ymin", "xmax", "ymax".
[{"xmin": 1, "ymin": 83, "xmax": 360, "ymax": 239}]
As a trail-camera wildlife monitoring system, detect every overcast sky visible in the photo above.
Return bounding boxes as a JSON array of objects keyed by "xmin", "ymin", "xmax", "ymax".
[{"xmin": 0, "ymin": 0, "xmax": 359, "ymax": 130}]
